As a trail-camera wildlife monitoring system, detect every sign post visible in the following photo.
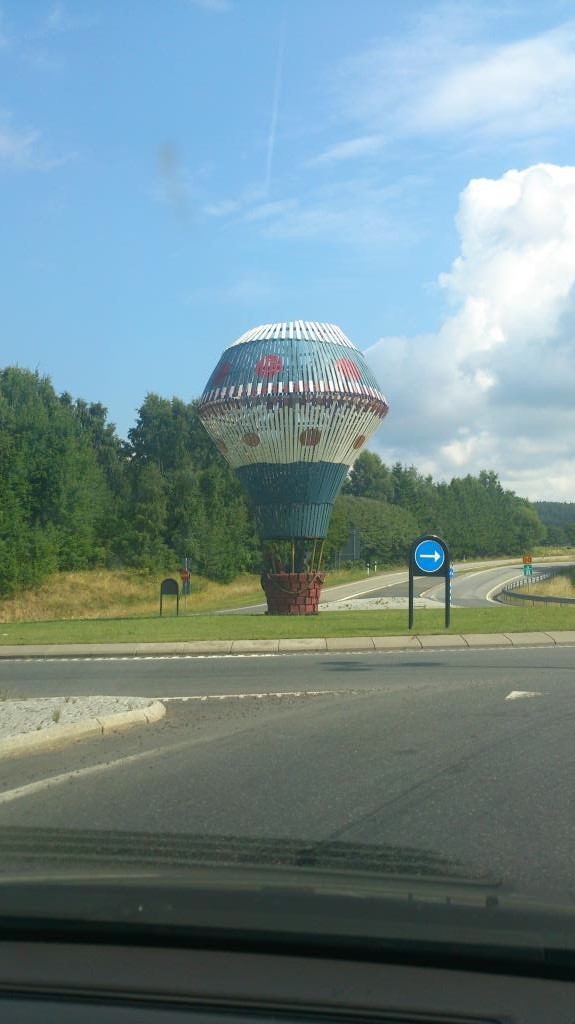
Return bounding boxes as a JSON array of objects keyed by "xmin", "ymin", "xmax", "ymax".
[
  {"xmin": 180, "ymin": 558, "xmax": 191, "ymax": 610},
  {"xmin": 409, "ymin": 534, "xmax": 451, "ymax": 631},
  {"xmin": 523, "ymin": 562, "xmax": 533, "ymax": 591}
]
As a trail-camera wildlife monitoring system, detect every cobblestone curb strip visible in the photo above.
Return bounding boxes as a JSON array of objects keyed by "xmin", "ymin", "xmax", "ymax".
[{"xmin": 0, "ymin": 700, "xmax": 166, "ymax": 760}]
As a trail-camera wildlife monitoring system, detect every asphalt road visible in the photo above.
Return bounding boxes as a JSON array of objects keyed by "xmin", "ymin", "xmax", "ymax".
[
  {"xmin": 353, "ymin": 561, "xmax": 569, "ymax": 606},
  {"xmin": 229, "ymin": 560, "xmax": 571, "ymax": 612},
  {"xmin": 220, "ymin": 568, "xmax": 413, "ymax": 614},
  {"xmin": 0, "ymin": 645, "xmax": 573, "ymax": 893}
]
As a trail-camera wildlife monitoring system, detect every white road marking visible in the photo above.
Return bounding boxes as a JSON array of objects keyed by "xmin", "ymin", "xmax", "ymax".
[
  {"xmin": 335, "ymin": 574, "xmax": 407, "ymax": 601},
  {"xmin": 0, "ymin": 653, "xmax": 282, "ymax": 663},
  {"xmin": 419, "ymin": 583, "xmax": 445, "ymax": 598},
  {"xmin": 162, "ymin": 689, "xmax": 351, "ymax": 702},
  {"xmin": 0, "ymin": 746, "xmax": 173, "ymax": 806},
  {"xmin": 0, "ymin": 690, "xmax": 355, "ymax": 806},
  {"xmin": 422, "ymin": 567, "xmax": 525, "ymax": 602},
  {"xmin": 506, "ymin": 690, "xmax": 543, "ymax": 700},
  {"xmin": 459, "ymin": 566, "xmax": 518, "ymax": 582},
  {"xmin": 421, "ymin": 566, "xmax": 507, "ymax": 599},
  {"xmin": 0, "ymin": 643, "xmax": 573, "ymax": 665},
  {"xmin": 485, "ymin": 574, "xmax": 524, "ymax": 603}
]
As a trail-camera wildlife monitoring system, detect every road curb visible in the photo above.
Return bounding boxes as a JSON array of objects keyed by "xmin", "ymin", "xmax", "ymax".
[
  {"xmin": 0, "ymin": 700, "xmax": 166, "ymax": 760},
  {"xmin": 0, "ymin": 632, "xmax": 574, "ymax": 660}
]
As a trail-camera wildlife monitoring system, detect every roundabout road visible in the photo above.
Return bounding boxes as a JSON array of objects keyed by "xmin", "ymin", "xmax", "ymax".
[
  {"xmin": 352, "ymin": 561, "xmax": 574, "ymax": 607},
  {"xmin": 0, "ymin": 645, "xmax": 573, "ymax": 894}
]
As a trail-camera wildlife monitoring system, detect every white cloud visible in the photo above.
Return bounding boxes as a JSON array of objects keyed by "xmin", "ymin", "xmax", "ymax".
[
  {"xmin": 185, "ymin": 270, "xmax": 280, "ymax": 307},
  {"xmin": 201, "ymin": 184, "xmax": 265, "ymax": 219},
  {"xmin": 26, "ymin": 2, "xmax": 96, "ymax": 38},
  {"xmin": 47, "ymin": 2, "xmax": 66, "ymax": 30},
  {"xmin": 243, "ymin": 179, "xmax": 418, "ymax": 247},
  {"xmin": 413, "ymin": 28, "xmax": 575, "ymax": 137},
  {"xmin": 0, "ymin": 123, "xmax": 39, "ymax": 165},
  {"xmin": 0, "ymin": 115, "xmax": 73, "ymax": 170},
  {"xmin": 314, "ymin": 15, "xmax": 575, "ymax": 162},
  {"xmin": 365, "ymin": 163, "xmax": 575, "ymax": 500},
  {"xmin": 0, "ymin": 11, "xmax": 8, "ymax": 49},
  {"xmin": 307, "ymin": 135, "xmax": 385, "ymax": 167},
  {"xmin": 243, "ymin": 198, "xmax": 298, "ymax": 223},
  {"xmin": 201, "ymin": 177, "xmax": 414, "ymax": 248},
  {"xmin": 185, "ymin": 0, "xmax": 231, "ymax": 11},
  {"xmin": 202, "ymin": 198, "xmax": 242, "ymax": 218}
]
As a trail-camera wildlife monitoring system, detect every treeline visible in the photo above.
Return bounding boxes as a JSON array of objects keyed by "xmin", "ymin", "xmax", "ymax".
[
  {"xmin": 337, "ymin": 452, "xmax": 545, "ymax": 565},
  {"xmin": 533, "ymin": 502, "xmax": 575, "ymax": 546},
  {"xmin": 0, "ymin": 368, "xmax": 258, "ymax": 595},
  {"xmin": 0, "ymin": 367, "xmax": 556, "ymax": 597}
]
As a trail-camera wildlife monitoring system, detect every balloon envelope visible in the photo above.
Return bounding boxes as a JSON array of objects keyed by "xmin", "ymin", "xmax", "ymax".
[{"xmin": 199, "ymin": 322, "xmax": 388, "ymax": 540}]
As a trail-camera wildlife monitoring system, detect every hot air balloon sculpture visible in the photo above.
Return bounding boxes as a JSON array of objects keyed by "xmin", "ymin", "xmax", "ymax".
[{"xmin": 199, "ymin": 322, "xmax": 389, "ymax": 614}]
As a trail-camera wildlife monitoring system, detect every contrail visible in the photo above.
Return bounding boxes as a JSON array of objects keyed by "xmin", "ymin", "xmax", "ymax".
[{"xmin": 264, "ymin": 4, "xmax": 287, "ymax": 198}]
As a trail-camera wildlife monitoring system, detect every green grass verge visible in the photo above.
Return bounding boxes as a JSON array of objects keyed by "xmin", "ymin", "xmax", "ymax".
[{"xmin": 0, "ymin": 604, "xmax": 573, "ymax": 645}]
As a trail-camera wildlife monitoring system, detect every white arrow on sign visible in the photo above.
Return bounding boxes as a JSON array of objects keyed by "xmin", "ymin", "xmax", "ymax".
[{"xmin": 420, "ymin": 550, "xmax": 441, "ymax": 562}]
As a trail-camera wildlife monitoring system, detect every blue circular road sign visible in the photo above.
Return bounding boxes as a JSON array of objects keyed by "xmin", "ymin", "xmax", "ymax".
[{"xmin": 414, "ymin": 538, "xmax": 445, "ymax": 574}]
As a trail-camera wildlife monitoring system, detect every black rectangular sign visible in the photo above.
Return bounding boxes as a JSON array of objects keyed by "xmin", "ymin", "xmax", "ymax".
[{"xmin": 408, "ymin": 534, "xmax": 451, "ymax": 630}]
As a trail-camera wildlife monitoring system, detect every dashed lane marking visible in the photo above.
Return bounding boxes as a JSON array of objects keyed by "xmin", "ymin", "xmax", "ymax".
[
  {"xmin": 0, "ymin": 746, "xmax": 179, "ymax": 806},
  {"xmin": 162, "ymin": 689, "xmax": 356, "ymax": 701},
  {"xmin": 0, "ymin": 643, "xmax": 573, "ymax": 663}
]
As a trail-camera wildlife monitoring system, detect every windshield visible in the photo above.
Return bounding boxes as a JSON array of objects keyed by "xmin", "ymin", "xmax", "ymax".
[{"xmin": 1, "ymin": 0, "xmax": 575, "ymax": 966}]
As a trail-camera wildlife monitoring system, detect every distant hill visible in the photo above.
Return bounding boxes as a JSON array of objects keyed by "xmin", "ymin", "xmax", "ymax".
[{"xmin": 533, "ymin": 502, "xmax": 575, "ymax": 525}]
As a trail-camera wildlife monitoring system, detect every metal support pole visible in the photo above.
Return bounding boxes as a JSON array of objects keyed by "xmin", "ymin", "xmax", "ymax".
[
  {"xmin": 408, "ymin": 569, "xmax": 414, "ymax": 630},
  {"xmin": 317, "ymin": 540, "xmax": 325, "ymax": 572},
  {"xmin": 445, "ymin": 574, "xmax": 451, "ymax": 629}
]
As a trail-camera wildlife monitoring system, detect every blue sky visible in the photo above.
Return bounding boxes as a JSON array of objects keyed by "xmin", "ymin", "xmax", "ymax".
[{"xmin": 3, "ymin": 1, "xmax": 575, "ymax": 497}]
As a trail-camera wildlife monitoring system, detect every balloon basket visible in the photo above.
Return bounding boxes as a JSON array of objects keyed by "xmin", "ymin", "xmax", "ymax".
[{"xmin": 261, "ymin": 572, "xmax": 326, "ymax": 615}]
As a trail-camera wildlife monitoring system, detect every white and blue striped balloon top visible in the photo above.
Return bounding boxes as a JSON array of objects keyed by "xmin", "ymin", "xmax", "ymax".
[{"xmin": 200, "ymin": 321, "xmax": 388, "ymax": 410}]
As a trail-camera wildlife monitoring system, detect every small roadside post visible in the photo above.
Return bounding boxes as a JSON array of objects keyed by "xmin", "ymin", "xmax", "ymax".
[
  {"xmin": 523, "ymin": 555, "xmax": 533, "ymax": 591},
  {"xmin": 409, "ymin": 534, "xmax": 451, "ymax": 631},
  {"xmin": 523, "ymin": 560, "xmax": 533, "ymax": 592},
  {"xmin": 160, "ymin": 578, "xmax": 180, "ymax": 617},
  {"xmin": 180, "ymin": 558, "xmax": 191, "ymax": 611}
]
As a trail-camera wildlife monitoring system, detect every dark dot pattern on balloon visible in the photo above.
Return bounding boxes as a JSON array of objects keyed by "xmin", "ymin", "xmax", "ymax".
[
  {"xmin": 300, "ymin": 428, "xmax": 322, "ymax": 446},
  {"xmin": 242, "ymin": 432, "xmax": 261, "ymax": 447}
]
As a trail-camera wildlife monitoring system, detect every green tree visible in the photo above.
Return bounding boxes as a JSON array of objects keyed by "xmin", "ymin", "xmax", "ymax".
[
  {"xmin": 0, "ymin": 368, "xmax": 112, "ymax": 594},
  {"xmin": 326, "ymin": 494, "xmax": 419, "ymax": 566},
  {"xmin": 123, "ymin": 393, "xmax": 259, "ymax": 579},
  {"xmin": 344, "ymin": 451, "xmax": 395, "ymax": 502}
]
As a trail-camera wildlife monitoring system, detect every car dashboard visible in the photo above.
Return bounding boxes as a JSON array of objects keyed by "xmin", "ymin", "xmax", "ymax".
[{"xmin": 1, "ymin": 940, "xmax": 574, "ymax": 1024}]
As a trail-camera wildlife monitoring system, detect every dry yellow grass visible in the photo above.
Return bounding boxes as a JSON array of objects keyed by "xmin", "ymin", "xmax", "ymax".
[
  {"xmin": 0, "ymin": 569, "xmax": 264, "ymax": 622},
  {"xmin": 0, "ymin": 565, "xmax": 378, "ymax": 623},
  {"xmin": 530, "ymin": 570, "xmax": 575, "ymax": 599}
]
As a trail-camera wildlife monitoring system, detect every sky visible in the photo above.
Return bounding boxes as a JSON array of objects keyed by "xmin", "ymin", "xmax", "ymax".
[{"xmin": 3, "ymin": 0, "xmax": 575, "ymax": 500}]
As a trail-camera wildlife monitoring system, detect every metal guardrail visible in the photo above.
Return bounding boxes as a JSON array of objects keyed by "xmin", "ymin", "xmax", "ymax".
[{"xmin": 497, "ymin": 568, "xmax": 575, "ymax": 606}]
